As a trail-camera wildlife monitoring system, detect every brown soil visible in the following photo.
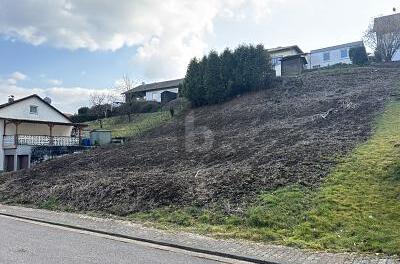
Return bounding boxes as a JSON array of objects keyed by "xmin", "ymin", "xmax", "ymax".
[{"xmin": 1, "ymin": 67, "xmax": 400, "ymax": 215}]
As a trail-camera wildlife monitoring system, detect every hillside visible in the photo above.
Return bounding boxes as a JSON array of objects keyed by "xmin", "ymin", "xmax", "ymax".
[
  {"xmin": 1, "ymin": 66, "xmax": 398, "ymax": 214},
  {"xmin": 86, "ymin": 112, "xmax": 171, "ymax": 138}
]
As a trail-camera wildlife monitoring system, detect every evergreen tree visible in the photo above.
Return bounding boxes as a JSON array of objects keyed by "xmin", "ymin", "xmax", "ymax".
[
  {"xmin": 349, "ymin": 46, "xmax": 368, "ymax": 65},
  {"xmin": 181, "ymin": 58, "xmax": 204, "ymax": 107},
  {"xmin": 255, "ymin": 44, "xmax": 274, "ymax": 89},
  {"xmin": 232, "ymin": 45, "xmax": 248, "ymax": 95},
  {"xmin": 182, "ymin": 44, "xmax": 275, "ymax": 106},
  {"xmin": 220, "ymin": 48, "xmax": 235, "ymax": 98},
  {"xmin": 204, "ymin": 51, "xmax": 224, "ymax": 104}
]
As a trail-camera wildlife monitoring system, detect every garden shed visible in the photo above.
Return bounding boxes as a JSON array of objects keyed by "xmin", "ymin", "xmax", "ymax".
[{"xmin": 281, "ymin": 54, "xmax": 308, "ymax": 76}]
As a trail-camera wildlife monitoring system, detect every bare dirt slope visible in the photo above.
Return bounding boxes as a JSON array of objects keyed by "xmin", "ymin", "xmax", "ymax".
[{"xmin": 1, "ymin": 67, "xmax": 400, "ymax": 215}]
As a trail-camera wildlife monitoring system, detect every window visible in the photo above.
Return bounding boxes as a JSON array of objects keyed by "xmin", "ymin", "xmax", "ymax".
[
  {"xmin": 340, "ymin": 49, "xmax": 348, "ymax": 58},
  {"xmin": 313, "ymin": 65, "xmax": 321, "ymax": 69},
  {"xmin": 30, "ymin": 105, "xmax": 38, "ymax": 114},
  {"xmin": 323, "ymin": 52, "xmax": 330, "ymax": 61},
  {"xmin": 271, "ymin": 57, "xmax": 282, "ymax": 66}
]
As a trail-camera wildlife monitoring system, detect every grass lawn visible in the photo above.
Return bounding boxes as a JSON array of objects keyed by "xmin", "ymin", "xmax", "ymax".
[
  {"xmin": 86, "ymin": 111, "xmax": 171, "ymax": 138},
  {"xmin": 129, "ymin": 96, "xmax": 400, "ymax": 255}
]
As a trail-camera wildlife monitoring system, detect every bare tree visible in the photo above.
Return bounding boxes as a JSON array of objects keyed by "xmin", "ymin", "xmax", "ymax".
[
  {"xmin": 364, "ymin": 15, "xmax": 400, "ymax": 62},
  {"xmin": 117, "ymin": 74, "xmax": 138, "ymax": 122},
  {"xmin": 89, "ymin": 93, "xmax": 107, "ymax": 128},
  {"xmin": 118, "ymin": 74, "xmax": 137, "ymax": 94}
]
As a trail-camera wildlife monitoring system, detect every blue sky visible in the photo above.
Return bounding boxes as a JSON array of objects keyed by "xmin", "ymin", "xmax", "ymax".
[
  {"xmin": 0, "ymin": 40, "xmax": 139, "ymax": 88},
  {"xmin": 0, "ymin": 0, "xmax": 398, "ymax": 113}
]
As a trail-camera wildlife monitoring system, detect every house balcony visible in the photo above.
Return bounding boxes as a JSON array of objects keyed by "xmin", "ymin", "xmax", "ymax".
[{"xmin": 3, "ymin": 135, "xmax": 81, "ymax": 149}]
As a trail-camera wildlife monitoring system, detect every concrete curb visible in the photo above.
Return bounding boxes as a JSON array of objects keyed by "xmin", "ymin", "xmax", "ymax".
[{"xmin": 0, "ymin": 212, "xmax": 279, "ymax": 264}]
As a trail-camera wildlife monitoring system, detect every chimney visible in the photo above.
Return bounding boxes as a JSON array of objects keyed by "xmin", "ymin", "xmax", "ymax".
[
  {"xmin": 8, "ymin": 95, "xmax": 14, "ymax": 103},
  {"xmin": 43, "ymin": 96, "xmax": 52, "ymax": 105}
]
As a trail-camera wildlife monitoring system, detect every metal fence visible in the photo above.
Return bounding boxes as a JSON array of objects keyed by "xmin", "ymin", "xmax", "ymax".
[{"xmin": 3, "ymin": 135, "xmax": 80, "ymax": 148}]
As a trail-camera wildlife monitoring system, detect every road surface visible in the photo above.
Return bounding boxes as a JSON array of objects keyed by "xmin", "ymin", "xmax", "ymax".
[{"xmin": 0, "ymin": 215, "xmax": 238, "ymax": 264}]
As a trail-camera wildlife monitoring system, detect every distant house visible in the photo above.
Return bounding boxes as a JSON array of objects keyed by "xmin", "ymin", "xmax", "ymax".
[
  {"xmin": 267, "ymin": 45, "xmax": 304, "ymax": 76},
  {"xmin": 123, "ymin": 79, "xmax": 184, "ymax": 104},
  {"xmin": 0, "ymin": 94, "xmax": 86, "ymax": 172},
  {"xmin": 308, "ymin": 41, "xmax": 364, "ymax": 69},
  {"xmin": 373, "ymin": 13, "xmax": 400, "ymax": 61}
]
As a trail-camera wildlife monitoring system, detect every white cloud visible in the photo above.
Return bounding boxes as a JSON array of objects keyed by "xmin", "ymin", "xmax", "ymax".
[
  {"xmin": 11, "ymin": 71, "xmax": 27, "ymax": 81},
  {"xmin": 48, "ymin": 79, "xmax": 63, "ymax": 86},
  {"xmin": 6, "ymin": 71, "xmax": 28, "ymax": 85},
  {"xmin": 0, "ymin": 76, "xmax": 111, "ymax": 114},
  {"xmin": 0, "ymin": 0, "xmax": 280, "ymax": 79}
]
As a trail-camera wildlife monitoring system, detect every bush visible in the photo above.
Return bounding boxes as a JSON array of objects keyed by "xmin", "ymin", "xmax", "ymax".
[
  {"xmin": 373, "ymin": 49, "xmax": 383, "ymax": 62},
  {"xmin": 78, "ymin": 107, "xmax": 90, "ymax": 115},
  {"xmin": 162, "ymin": 97, "xmax": 191, "ymax": 114},
  {"xmin": 349, "ymin": 46, "xmax": 368, "ymax": 65},
  {"xmin": 70, "ymin": 113, "xmax": 97, "ymax": 123},
  {"xmin": 115, "ymin": 101, "xmax": 161, "ymax": 115},
  {"xmin": 181, "ymin": 44, "xmax": 275, "ymax": 107}
]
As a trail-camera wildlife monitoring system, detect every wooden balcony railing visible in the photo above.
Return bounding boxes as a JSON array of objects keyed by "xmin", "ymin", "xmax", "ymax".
[{"xmin": 3, "ymin": 135, "xmax": 80, "ymax": 148}]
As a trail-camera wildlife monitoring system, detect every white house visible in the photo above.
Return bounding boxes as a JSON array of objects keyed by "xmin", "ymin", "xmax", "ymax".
[
  {"xmin": 0, "ymin": 94, "xmax": 85, "ymax": 172},
  {"xmin": 123, "ymin": 79, "xmax": 183, "ymax": 103},
  {"xmin": 308, "ymin": 41, "xmax": 364, "ymax": 69},
  {"xmin": 373, "ymin": 13, "xmax": 400, "ymax": 61},
  {"xmin": 267, "ymin": 45, "xmax": 304, "ymax": 76}
]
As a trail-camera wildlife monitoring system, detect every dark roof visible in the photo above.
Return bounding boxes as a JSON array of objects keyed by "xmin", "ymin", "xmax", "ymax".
[
  {"xmin": 0, "ymin": 94, "xmax": 74, "ymax": 123},
  {"xmin": 267, "ymin": 45, "xmax": 304, "ymax": 54},
  {"xmin": 123, "ymin": 78, "xmax": 184, "ymax": 94},
  {"xmin": 311, "ymin": 41, "xmax": 364, "ymax": 53},
  {"xmin": 374, "ymin": 13, "xmax": 400, "ymax": 33}
]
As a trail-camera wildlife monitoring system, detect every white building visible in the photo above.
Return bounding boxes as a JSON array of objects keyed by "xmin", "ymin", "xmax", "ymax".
[
  {"xmin": 308, "ymin": 41, "xmax": 364, "ymax": 69},
  {"xmin": 0, "ymin": 94, "xmax": 85, "ymax": 172},
  {"xmin": 123, "ymin": 79, "xmax": 183, "ymax": 103},
  {"xmin": 267, "ymin": 45, "xmax": 304, "ymax": 76},
  {"xmin": 373, "ymin": 13, "xmax": 400, "ymax": 61}
]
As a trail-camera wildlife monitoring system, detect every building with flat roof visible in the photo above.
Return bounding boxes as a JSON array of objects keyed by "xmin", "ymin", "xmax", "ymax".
[{"xmin": 308, "ymin": 41, "xmax": 364, "ymax": 69}]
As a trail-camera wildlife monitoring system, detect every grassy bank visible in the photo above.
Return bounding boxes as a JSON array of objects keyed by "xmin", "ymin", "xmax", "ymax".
[
  {"xmin": 129, "ymin": 98, "xmax": 400, "ymax": 255},
  {"xmin": 87, "ymin": 112, "xmax": 171, "ymax": 138}
]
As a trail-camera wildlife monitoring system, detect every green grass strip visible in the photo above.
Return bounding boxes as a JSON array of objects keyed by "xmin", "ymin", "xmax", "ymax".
[{"xmin": 129, "ymin": 97, "xmax": 400, "ymax": 255}]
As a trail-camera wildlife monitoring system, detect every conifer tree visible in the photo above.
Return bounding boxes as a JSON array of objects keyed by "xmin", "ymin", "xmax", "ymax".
[{"xmin": 204, "ymin": 51, "xmax": 224, "ymax": 104}]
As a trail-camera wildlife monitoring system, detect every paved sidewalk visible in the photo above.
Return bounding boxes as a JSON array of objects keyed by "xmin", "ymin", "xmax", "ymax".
[{"xmin": 0, "ymin": 204, "xmax": 398, "ymax": 264}]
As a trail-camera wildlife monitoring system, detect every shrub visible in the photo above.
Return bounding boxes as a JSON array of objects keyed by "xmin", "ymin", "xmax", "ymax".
[
  {"xmin": 77, "ymin": 107, "xmax": 90, "ymax": 115},
  {"xmin": 181, "ymin": 44, "xmax": 274, "ymax": 107},
  {"xmin": 349, "ymin": 46, "xmax": 368, "ymax": 65},
  {"xmin": 113, "ymin": 101, "xmax": 160, "ymax": 115},
  {"xmin": 70, "ymin": 113, "xmax": 97, "ymax": 123},
  {"xmin": 373, "ymin": 49, "xmax": 383, "ymax": 62},
  {"xmin": 162, "ymin": 97, "xmax": 191, "ymax": 115}
]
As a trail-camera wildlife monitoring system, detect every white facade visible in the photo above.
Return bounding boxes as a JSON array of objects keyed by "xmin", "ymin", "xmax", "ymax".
[
  {"xmin": 309, "ymin": 41, "xmax": 364, "ymax": 69},
  {"xmin": 393, "ymin": 49, "xmax": 400, "ymax": 61},
  {"xmin": 0, "ymin": 96, "xmax": 71, "ymax": 123},
  {"xmin": 145, "ymin": 88, "xmax": 179, "ymax": 102},
  {"xmin": 0, "ymin": 95, "xmax": 79, "ymax": 172}
]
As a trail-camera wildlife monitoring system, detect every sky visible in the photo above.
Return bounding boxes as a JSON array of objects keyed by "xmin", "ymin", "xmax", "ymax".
[{"xmin": 0, "ymin": 0, "xmax": 398, "ymax": 113}]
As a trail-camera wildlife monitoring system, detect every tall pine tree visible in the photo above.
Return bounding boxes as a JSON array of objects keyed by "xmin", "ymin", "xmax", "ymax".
[
  {"xmin": 182, "ymin": 44, "xmax": 275, "ymax": 106},
  {"xmin": 182, "ymin": 58, "xmax": 205, "ymax": 107},
  {"xmin": 204, "ymin": 51, "xmax": 224, "ymax": 104},
  {"xmin": 220, "ymin": 48, "xmax": 235, "ymax": 97}
]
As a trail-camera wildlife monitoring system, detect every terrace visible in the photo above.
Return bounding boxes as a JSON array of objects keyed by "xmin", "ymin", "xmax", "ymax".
[{"xmin": 2, "ymin": 118, "xmax": 86, "ymax": 149}]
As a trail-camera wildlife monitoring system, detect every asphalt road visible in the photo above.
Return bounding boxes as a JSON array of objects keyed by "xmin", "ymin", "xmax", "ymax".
[{"xmin": 0, "ymin": 216, "xmax": 232, "ymax": 264}]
